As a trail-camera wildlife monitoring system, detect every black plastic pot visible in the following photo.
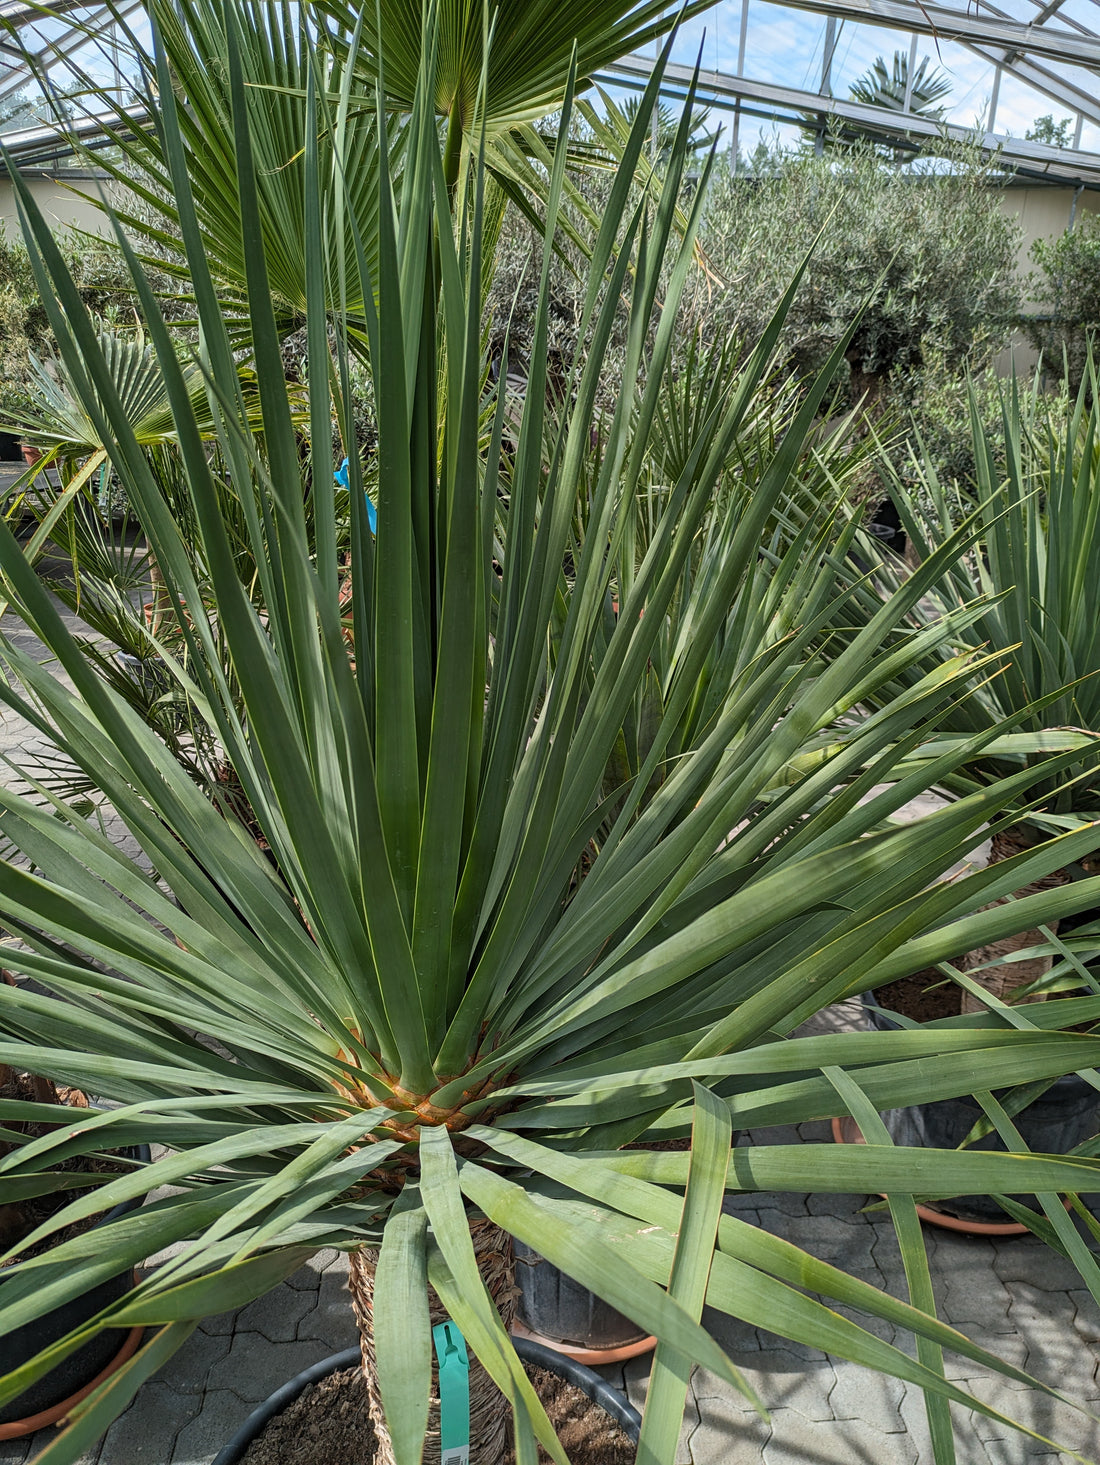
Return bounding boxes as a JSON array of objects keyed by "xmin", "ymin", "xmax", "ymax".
[
  {"xmin": 862, "ymin": 991, "xmax": 1099, "ymax": 1224},
  {"xmin": 0, "ymin": 1144, "xmax": 151, "ymax": 1428},
  {"xmin": 210, "ymin": 1335, "xmax": 641, "ymax": 1465},
  {"xmin": 514, "ymin": 1240, "xmax": 649, "ymax": 1353}
]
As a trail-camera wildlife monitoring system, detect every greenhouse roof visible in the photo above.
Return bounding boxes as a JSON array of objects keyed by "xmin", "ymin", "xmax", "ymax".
[
  {"xmin": 608, "ymin": 0, "xmax": 1100, "ymax": 187},
  {"xmin": 1, "ymin": 0, "xmax": 1099, "ymax": 184}
]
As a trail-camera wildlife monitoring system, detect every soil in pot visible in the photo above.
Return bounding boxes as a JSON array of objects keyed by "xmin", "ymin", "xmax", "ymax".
[{"xmin": 238, "ymin": 1363, "xmax": 636, "ymax": 1465}]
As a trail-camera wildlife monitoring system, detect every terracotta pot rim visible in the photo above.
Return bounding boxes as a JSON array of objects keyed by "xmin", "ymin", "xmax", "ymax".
[
  {"xmin": 510, "ymin": 1316, "xmax": 657, "ymax": 1365},
  {"xmin": 0, "ymin": 1321, "xmax": 144, "ymax": 1440}
]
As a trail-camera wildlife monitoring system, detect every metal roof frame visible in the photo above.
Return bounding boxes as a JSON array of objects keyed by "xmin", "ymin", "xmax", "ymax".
[
  {"xmin": 603, "ymin": 52, "xmax": 1100, "ymax": 185},
  {"xmin": 0, "ymin": 0, "xmax": 143, "ymax": 105},
  {"xmin": 1, "ymin": 0, "xmax": 1098, "ymax": 180},
  {"xmin": 762, "ymin": 0, "xmax": 1100, "ymax": 128}
]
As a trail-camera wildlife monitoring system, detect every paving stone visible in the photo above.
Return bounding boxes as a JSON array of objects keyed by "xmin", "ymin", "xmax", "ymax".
[
  {"xmin": 1070, "ymin": 1290, "xmax": 1100, "ymax": 1347},
  {"xmin": 220, "ymin": 1331, "xmax": 333, "ymax": 1403},
  {"xmin": 829, "ymin": 1360, "xmax": 907, "ymax": 1432},
  {"xmin": 753, "ymin": 1330, "xmax": 830, "ymax": 1367},
  {"xmin": 937, "ymin": 1258, "xmax": 1015, "ymax": 1332},
  {"xmin": 965, "ymin": 1391, "xmax": 1096, "ymax": 1463},
  {"xmin": 594, "ymin": 1359, "xmax": 627, "ymax": 1393},
  {"xmin": 942, "ymin": 1330, "xmax": 1030, "ymax": 1380},
  {"xmin": 977, "ymin": 1445, "xmax": 1063, "ymax": 1465},
  {"xmin": 761, "ymin": 1407, "xmax": 919, "ymax": 1465},
  {"xmin": 834, "ymin": 1306, "xmax": 898, "ymax": 1345},
  {"xmin": 754, "ymin": 1357, "xmax": 836, "ymax": 1420},
  {"xmin": 93, "ymin": 1382, "xmax": 200, "ymax": 1465},
  {"xmin": 296, "ymin": 1263, "xmax": 359, "ymax": 1348},
  {"xmin": 233, "ymin": 1277, "xmax": 318, "ymax": 1343},
  {"xmin": 751, "ymin": 1193, "xmax": 810, "ymax": 1220},
  {"xmin": 1, "ymin": 1431, "xmax": 100, "ymax": 1465},
  {"xmin": 198, "ymin": 1308, "xmax": 239, "ymax": 1337},
  {"xmin": 795, "ymin": 1121, "xmax": 832, "ymax": 1143},
  {"xmin": 688, "ymin": 1389, "xmax": 770, "ymax": 1463},
  {"xmin": 693, "ymin": 1348, "xmax": 836, "ymax": 1420},
  {"xmin": 170, "ymin": 1387, "xmax": 254, "ymax": 1464},
  {"xmin": 701, "ymin": 1308, "xmax": 762, "ymax": 1358},
  {"xmin": 720, "ymin": 1192, "xmax": 762, "ymax": 1226},
  {"xmin": 993, "ymin": 1242, "xmax": 1086, "ymax": 1294},
  {"xmin": 161, "ymin": 1325, "xmax": 233, "ymax": 1395},
  {"xmin": 805, "ymin": 1190, "xmax": 874, "ymax": 1218},
  {"xmin": 286, "ymin": 1257, "xmax": 327, "ymax": 1291},
  {"xmin": 792, "ymin": 999, "xmax": 864, "ymax": 1040}
]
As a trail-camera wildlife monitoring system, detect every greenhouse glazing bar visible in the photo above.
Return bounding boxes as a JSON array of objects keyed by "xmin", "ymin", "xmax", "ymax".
[{"xmin": 602, "ymin": 52, "xmax": 1100, "ymax": 185}]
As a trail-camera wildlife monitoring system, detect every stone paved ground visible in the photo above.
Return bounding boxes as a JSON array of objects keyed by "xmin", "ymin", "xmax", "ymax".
[{"xmin": 2, "ymin": 576, "xmax": 1099, "ymax": 1463}]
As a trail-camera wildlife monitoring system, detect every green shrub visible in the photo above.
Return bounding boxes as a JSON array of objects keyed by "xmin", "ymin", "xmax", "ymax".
[
  {"xmin": 889, "ymin": 350, "xmax": 1072, "ymax": 505},
  {"xmin": 691, "ymin": 143, "xmax": 1021, "ymax": 399},
  {"xmin": 0, "ymin": 226, "xmax": 137, "ymax": 417},
  {"xmin": 1026, "ymin": 212, "xmax": 1100, "ymax": 393}
]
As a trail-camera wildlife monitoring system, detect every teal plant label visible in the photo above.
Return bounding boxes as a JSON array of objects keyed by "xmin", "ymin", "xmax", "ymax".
[{"xmin": 432, "ymin": 1320, "xmax": 470, "ymax": 1465}]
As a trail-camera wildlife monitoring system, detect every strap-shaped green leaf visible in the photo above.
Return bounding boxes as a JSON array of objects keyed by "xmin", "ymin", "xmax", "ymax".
[
  {"xmin": 373, "ymin": 1190, "xmax": 431, "ymax": 1465},
  {"xmin": 824, "ymin": 1066, "xmax": 955, "ymax": 1465},
  {"xmin": 637, "ymin": 1082, "xmax": 752, "ymax": 1465}
]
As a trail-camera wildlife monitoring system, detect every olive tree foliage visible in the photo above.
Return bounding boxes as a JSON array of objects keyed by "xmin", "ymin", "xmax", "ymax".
[
  {"xmin": 695, "ymin": 144, "xmax": 1022, "ymax": 400},
  {"xmin": 1026, "ymin": 210, "xmax": 1100, "ymax": 394},
  {"xmin": 486, "ymin": 135, "xmax": 1022, "ymax": 417}
]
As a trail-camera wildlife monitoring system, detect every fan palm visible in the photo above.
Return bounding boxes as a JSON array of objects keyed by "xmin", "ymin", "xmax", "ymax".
[
  {"xmin": 850, "ymin": 52, "xmax": 952, "ymax": 118},
  {"xmin": 42, "ymin": 0, "xmax": 714, "ymax": 353},
  {"xmin": 5, "ymin": 22, "xmax": 1100, "ymax": 1465},
  {"xmin": 0, "ymin": 327, "xmax": 302, "ymax": 807},
  {"xmin": 804, "ymin": 49, "xmax": 951, "ymax": 155}
]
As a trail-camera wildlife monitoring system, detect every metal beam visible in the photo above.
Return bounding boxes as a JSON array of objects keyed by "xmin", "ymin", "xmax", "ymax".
[
  {"xmin": 762, "ymin": 0, "xmax": 1100, "ymax": 69},
  {"xmin": 0, "ymin": 101, "xmax": 147, "ymax": 167},
  {"xmin": 0, "ymin": 0, "xmax": 93, "ymax": 21},
  {"xmin": 0, "ymin": 0, "xmax": 143, "ymax": 103},
  {"xmin": 949, "ymin": 41, "xmax": 1100, "ymax": 129},
  {"xmin": 602, "ymin": 54, "xmax": 1100, "ymax": 184}
]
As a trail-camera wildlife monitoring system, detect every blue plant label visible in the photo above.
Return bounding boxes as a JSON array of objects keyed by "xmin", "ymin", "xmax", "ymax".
[{"xmin": 432, "ymin": 1320, "xmax": 470, "ymax": 1465}]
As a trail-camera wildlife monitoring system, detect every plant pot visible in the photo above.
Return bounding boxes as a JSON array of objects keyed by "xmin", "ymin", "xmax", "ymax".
[
  {"xmin": 19, "ymin": 444, "xmax": 42, "ymax": 468},
  {"xmin": 848, "ymin": 989, "xmax": 1098, "ymax": 1231},
  {"xmin": 210, "ymin": 1337, "xmax": 642, "ymax": 1465},
  {"xmin": 0, "ymin": 1144, "xmax": 150, "ymax": 1438},
  {"xmin": 513, "ymin": 1240, "xmax": 657, "ymax": 1364}
]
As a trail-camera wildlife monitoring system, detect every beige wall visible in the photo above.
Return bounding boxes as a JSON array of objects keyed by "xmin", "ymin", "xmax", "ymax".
[
  {"xmin": 0, "ymin": 171, "xmax": 116, "ymax": 239},
  {"xmin": 994, "ymin": 184, "xmax": 1100, "ymax": 377}
]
